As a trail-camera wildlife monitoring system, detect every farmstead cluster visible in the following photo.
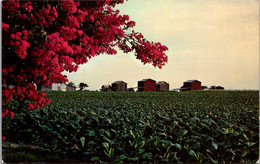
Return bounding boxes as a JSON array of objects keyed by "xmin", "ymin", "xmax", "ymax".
[{"xmin": 42, "ymin": 79, "xmax": 224, "ymax": 92}]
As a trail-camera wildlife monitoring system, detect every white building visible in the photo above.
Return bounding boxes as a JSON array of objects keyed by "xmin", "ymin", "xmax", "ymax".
[
  {"xmin": 41, "ymin": 83, "xmax": 76, "ymax": 91},
  {"xmin": 52, "ymin": 84, "xmax": 67, "ymax": 91}
]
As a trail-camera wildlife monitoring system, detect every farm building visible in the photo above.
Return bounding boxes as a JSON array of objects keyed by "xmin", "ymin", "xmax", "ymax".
[
  {"xmin": 111, "ymin": 81, "xmax": 127, "ymax": 91},
  {"xmin": 41, "ymin": 85, "xmax": 52, "ymax": 91},
  {"xmin": 52, "ymin": 84, "xmax": 67, "ymax": 91},
  {"xmin": 66, "ymin": 85, "xmax": 76, "ymax": 91},
  {"xmin": 41, "ymin": 84, "xmax": 76, "ymax": 91},
  {"xmin": 156, "ymin": 81, "xmax": 169, "ymax": 92},
  {"xmin": 180, "ymin": 80, "xmax": 202, "ymax": 92},
  {"xmin": 138, "ymin": 79, "xmax": 156, "ymax": 92},
  {"xmin": 101, "ymin": 85, "xmax": 111, "ymax": 92}
]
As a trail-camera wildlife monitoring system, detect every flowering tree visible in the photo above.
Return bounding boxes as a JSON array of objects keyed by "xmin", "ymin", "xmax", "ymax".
[{"xmin": 2, "ymin": 0, "xmax": 168, "ymax": 137}]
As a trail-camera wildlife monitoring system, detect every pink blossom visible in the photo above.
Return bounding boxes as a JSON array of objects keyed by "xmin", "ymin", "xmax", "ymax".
[
  {"xmin": 2, "ymin": 23, "xmax": 9, "ymax": 31},
  {"xmin": 123, "ymin": 15, "xmax": 129, "ymax": 21},
  {"xmin": 52, "ymin": 6, "xmax": 58, "ymax": 17},
  {"xmin": 10, "ymin": 111, "xmax": 14, "ymax": 117},
  {"xmin": 77, "ymin": 11, "xmax": 88, "ymax": 22},
  {"xmin": 27, "ymin": 103, "xmax": 34, "ymax": 110},
  {"xmin": 90, "ymin": 49, "xmax": 96, "ymax": 56},
  {"xmin": 89, "ymin": 15, "xmax": 95, "ymax": 22},
  {"xmin": 15, "ymin": 41, "xmax": 20, "ymax": 46},
  {"xmin": 62, "ymin": 0, "xmax": 77, "ymax": 14},
  {"xmin": 10, "ymin": 34, "xmax": 16, "ymax": 39},
  {"xmin": 28, "ymin": 5, "xmax": 33, "ymax": 12},
  {"xmin": 2, "ymin": 137, "xmax": 6, "ymax": 141},
  {"xmin": 96, "ymin": 21, "xmax": 100, "ymax": 25},
  {"xmin": 19, "ymin": 14, "xmax": 28, "ymax": 19},
  {"xmin": 98, "ymin": 26, "xmax": 104, "ymax": 32},
  {"xmin": 65, "ymin": 15, "xmax": 80, "ymax": 28},
  {"xmin": 77, "ymin": 30, "xmax": 83, "ymax": 36},
  {"xmin": 126, "ymin": 21, "xmax": 136, "ymax": 28},
  {"xmin": 22, "ymin": 30, "xmax": 28, "ymax": 35}
]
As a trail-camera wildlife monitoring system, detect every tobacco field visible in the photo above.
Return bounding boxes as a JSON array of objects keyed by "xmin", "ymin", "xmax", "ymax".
[{"xmin": 2, "ymin": 91, "xmax": 259, "ymax": 163}]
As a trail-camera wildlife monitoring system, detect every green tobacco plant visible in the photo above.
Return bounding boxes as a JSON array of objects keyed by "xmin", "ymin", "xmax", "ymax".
[{"xmin": 3, "ymin": 91, "xmax": 259, "ymax": 163}]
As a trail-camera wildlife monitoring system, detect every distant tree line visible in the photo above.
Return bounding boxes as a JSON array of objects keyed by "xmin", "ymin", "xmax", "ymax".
[
  {"xmin": 201, "ymin": 85, "xmax": 224, "ymax": 90},
  {"xmin": 66, "ymin": 82, "xmax": 89, "ymax": 91}
]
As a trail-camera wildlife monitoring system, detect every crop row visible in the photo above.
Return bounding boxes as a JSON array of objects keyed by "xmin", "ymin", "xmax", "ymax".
[{"xmin": 3, "ymin": 91, "xmax": 259, "ymax": 163}]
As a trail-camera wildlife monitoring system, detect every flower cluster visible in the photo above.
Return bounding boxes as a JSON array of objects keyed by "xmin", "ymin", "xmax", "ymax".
[
  {"xmin": 20, "ymin": 84, "xmax": 51, "ymax": 110},
  {"xmin": 2, "ymin": 86, "xmax": 14, "ymax": 105},
  {"xmin": 62, "ymin": 0, "xmax": 78, "ymax": 14},
  {"xmin": 2, "ymin": 86, "xmax": 15, "ymax": 120},
  {"xmin": 2, "ymin": 109, "xmax": 14, "ymax": 118},
  {"xmin": 9, "ymin": 30, "xmax": 30, "ymax": 59},
  {"xmin": 2, "ymin": 23, "xmax": 9, "ymax": 32},
  {"xmin": 77, "ymin": 10, "xmax": 88, "ymax": 22},
  {"xmin": 34, "ymin": 6, "xmax": 58, "ymax": 27},
  {"xmin": 22, "ymin": 1, "xmax": 33, "ymax": 13},
  {"xmin": 65, "ymin": 15, "xmax": 80, "ymax": 28},
  {"xmin": 2, "ymin": 0, "xmax": 20, "ymax": 14},
  {"xmin": 130, "ymin": 31, "xmax": 168, "ymax": 68},
  {"xmin": 2, "ymin": 137, "xmax": 6, "ymax": 141},
  {"xmin": 59, "ymin": 26, "xmax": 82, "ymax": 41},
  {"xmin": 30, "ymin": 48, "xmax": 68, "ymax": 86}
]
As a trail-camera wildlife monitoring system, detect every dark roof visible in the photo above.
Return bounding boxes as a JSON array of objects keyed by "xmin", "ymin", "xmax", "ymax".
[
  {"xmin": 138, "ymin": 78, "xmax": 156, "ymax": 82},
  {"xmin": 112, "ymin": 81, "xmax": 126, "ymax": 84},
  {"xmin": 66, "ymin": 84, "xmax": 76, "ymax": 88},
  {"xmin": 156, "ymin": 81, "xmax": 168, "ymax": 85},
  {"xmin": 184, "ymin": 80, "xmax": 201, "ymax": 83}
]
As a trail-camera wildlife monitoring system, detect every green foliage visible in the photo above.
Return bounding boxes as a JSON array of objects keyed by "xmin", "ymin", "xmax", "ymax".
[{"xmin": 3, "ymin": 91, "xmax": 259, "ymax": 163}]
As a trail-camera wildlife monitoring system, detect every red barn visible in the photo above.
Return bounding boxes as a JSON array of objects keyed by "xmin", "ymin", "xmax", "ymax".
[
  {"xmin": 156, "ymin": 81, "xmax": 169, "ymax": 92},
  {"xmin": 180, "ymin": 80, "xmax": 202, "ymax": 92},
  {"xmin": 138, "ymin": 79, "xmax": 156, "ymax": 92},
  {"xmin": 111, "ymin": 81, "xmax": 127, "ymax": 91}
]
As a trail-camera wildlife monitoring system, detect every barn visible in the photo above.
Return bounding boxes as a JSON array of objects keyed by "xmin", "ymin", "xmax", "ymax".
[
  {"xmin": 180, "ymin": 80, "xmax": 202, "ymax": 92},
  {"xmin": 51, "ymin": 84, "xmax": 67, "ymax": 91},
  {"xmin": 156, "ymin": 81, "xmax": 169, "ymax": 92},
  {"xmin": 111, "ymin": 81, "xmax": 127, "ymax": 91},
  {"xmin": 138, "ymin": 79, "xmax": 156, "ymax": 92},
  {"xmin": 41, "ymin": 85, "xmax": 52, "ymax": 91},
  {"xmin": 66, "ymin": 85, "xmax": 76, "ymax": 91}
]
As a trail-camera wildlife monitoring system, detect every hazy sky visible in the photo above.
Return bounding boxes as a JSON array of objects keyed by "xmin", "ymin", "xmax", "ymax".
[{"xmin": 65, "ymin": 0, "xmax": 259, "ymax": 90}]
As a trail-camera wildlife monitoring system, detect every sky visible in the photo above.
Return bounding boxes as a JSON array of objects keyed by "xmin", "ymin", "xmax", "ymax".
[{"xmin": 65, "ymin": 0, "xmax": 259, "ymax": 91}]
